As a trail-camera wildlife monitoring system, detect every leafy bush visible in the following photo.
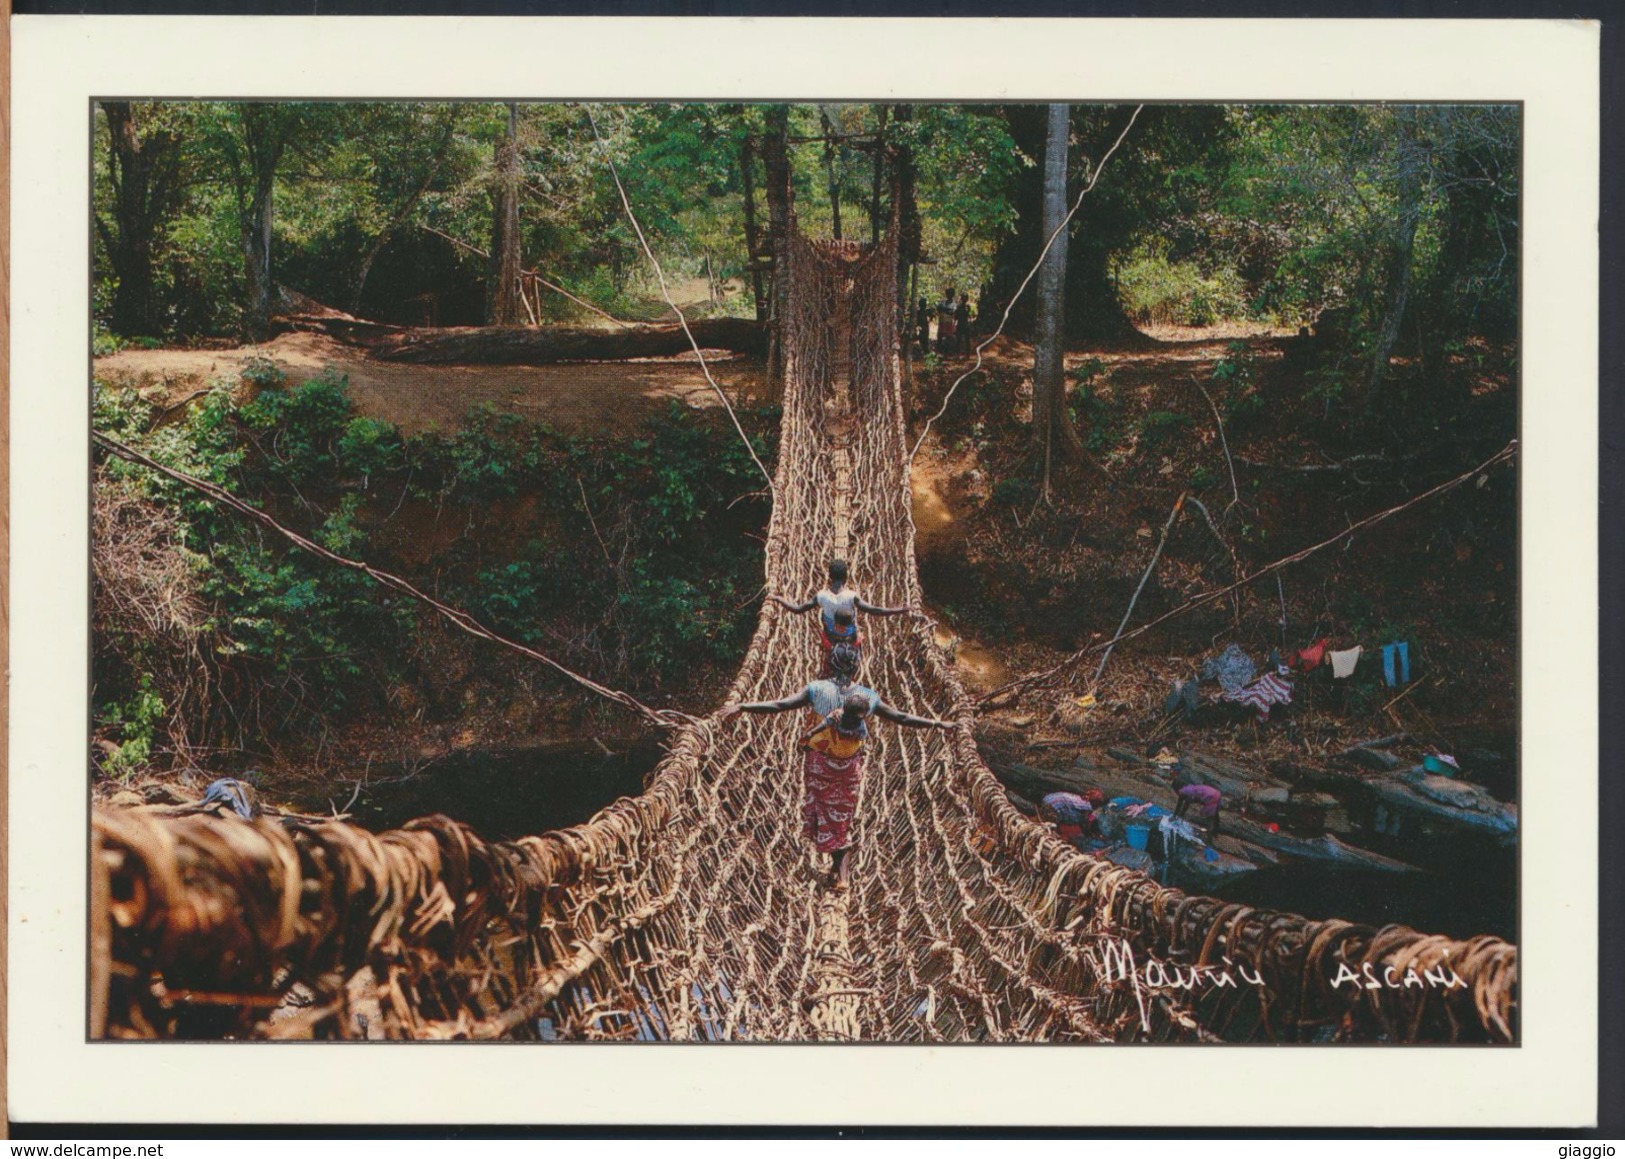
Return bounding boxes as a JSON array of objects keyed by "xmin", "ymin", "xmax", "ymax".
[
  {"xmin": 97, "ymin": 674, "xmax": 167, "ymax": 781},
  {"xmin": 237, "ymin": 369, "xmax": 354, "ymax": 484},
  {"xmin": 1116, "ymin": 238, "xmax": 1248, "ymax": 328},
  {"xmin": 93, "ymin": 361, "xmax": 778, "ymax": 757},
  {"xmin": 1066, "ymin": 361, "xmax": 1124, "ymax": 453}
]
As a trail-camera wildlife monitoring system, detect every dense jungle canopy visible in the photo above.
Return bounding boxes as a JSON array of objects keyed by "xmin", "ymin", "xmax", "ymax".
[{"xmin": 95, "ymin": 101, "xmax": 1517, "ymax": 367}]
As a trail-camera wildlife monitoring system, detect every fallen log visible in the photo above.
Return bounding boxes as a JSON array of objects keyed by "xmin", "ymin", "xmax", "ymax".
[{"xmin": 369, "ymin": 318, "xmax": 768, "ymax": 365}]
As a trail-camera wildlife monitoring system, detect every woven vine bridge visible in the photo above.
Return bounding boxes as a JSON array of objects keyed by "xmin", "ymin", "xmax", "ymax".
[{"xmin": 91, "ymin": 232, "xmax": 1516, "ymax": 1044}]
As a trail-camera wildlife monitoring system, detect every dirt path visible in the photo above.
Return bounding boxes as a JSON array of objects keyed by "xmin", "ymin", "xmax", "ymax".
[
  {"xmin": 95, "ymin": 331, "xmax": 772, "ymax": 436},
  {"xmin": 910, "ymin": 446, "xmax": 1011, "ymax": 693}
]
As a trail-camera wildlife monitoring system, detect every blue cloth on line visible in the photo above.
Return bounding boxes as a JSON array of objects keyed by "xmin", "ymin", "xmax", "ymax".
[{"xmin": 1381, "ymin": 641, "xmax": 1411, "ymax": 687}]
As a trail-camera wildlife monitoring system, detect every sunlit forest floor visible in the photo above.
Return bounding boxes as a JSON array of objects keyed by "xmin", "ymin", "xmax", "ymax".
[{"xmin": 94, "ymin": 330, "xmax": 773, "ymax": 437}]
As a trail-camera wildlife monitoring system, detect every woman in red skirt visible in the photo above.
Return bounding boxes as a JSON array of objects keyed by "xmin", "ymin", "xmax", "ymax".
[{"xmin": 722, "ymin": 644, "xmax": 955, "ymax": 889}]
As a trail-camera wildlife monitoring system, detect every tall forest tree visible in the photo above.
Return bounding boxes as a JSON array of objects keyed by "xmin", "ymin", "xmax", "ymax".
[
  {"xmin": 96, "ymin": 102, "xmax": 187, "ymax": 337},
  {"xmin": 984, "ymin": 105, "xmax": 1142, "ymax": 344},
  {"xmin": 761, "ymin": 104, "xmax": 794, "ymax": 385},
  {"xmin": 487, "ymin": 103, "xmax": 526, "ymax": 326},
  {"xmin": 1031, "ymin": 103, "xmax": 1082, "ymax": 497},
  {"xmin": 1365, "ymin": 109, "xmax": 1427, "ymax": 399},
  {"xmin": 235, "ymin": 106, "xmax": 295, "ymax": 342}
]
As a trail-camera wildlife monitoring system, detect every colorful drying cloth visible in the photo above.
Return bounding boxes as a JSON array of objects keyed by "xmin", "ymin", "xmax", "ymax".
[
  {"xmin": 802, "ymin": 748, "xmax": 864, "ymax": 852},
  {"xmin": 201, "ymin": 778, "xmax": 258, "ymax": 820},
  {"xmin": 1223, "ymin": 671, "xmax": 1294, "ymax": 720},
  {"xmin": 1200, "ymin": 644, "xmax": 1257, "ymax": 694},
  {"xmin": 1041, "ymin": 792, "xmax": 1093, "ymax": 826},
  {"xmin": 1294, "ymin": 639, "xmax": 1328, "ymax": 671},
  {"xmin": 1382, "ymin": 641, "xmax": 1411, "ymax": 686},
  {"xmin": 1329, "ymin": 646, "xmax": 1363, "ymax": 679}
]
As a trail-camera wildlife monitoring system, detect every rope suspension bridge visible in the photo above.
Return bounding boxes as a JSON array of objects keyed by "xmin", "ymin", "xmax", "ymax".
[{"xmin": 90, "ymin": 227, "xmax": 1516, "ymax": 1045}]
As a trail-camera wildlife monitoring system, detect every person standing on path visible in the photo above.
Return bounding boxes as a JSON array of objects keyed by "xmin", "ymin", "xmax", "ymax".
[
  {"xmin": 721, "ymin": 644, "xmax": 956, "ymax": 890},
  {"xmin": 955, "ymin": 292, "xmax": 974, "ymax": 357}
]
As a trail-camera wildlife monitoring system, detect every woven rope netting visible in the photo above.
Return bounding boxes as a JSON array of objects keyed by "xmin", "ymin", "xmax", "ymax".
[{"xmin": 91, "ymin": 231, "xmax": 1516, "ymax": 1044}]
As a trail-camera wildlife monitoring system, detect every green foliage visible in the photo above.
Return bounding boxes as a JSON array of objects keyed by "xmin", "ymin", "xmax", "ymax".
[
  {"xmin": 93, "ymin": 324, "xmax": 125, "ymax": 357},
  {"xmin": 1067, "ymin": 374, "xmax": 1123, "ymax": 454},
  {"xmin": 1115, "ymin": 237, "xmax": 1248, "ymax": 327},
  {"xmin": 94, "ymin": 361, "xmax": 776, "ymax": 747},
  {"xmin": 97, "ymin": 674, "xmax": 167, "ymax": 781},
  {"xmin": 1211, "ymin": 342, "xmax": 1266, "ymax": 426},
  {"xmin": 237, "ymin": 370, "xmax": 355, "ymax": 484}
]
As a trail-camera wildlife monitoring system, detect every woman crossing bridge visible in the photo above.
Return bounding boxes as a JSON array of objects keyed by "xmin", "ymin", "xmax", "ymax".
[{"xmin": 722, "ymin": 642, "xmax": 954, "ymax": 890}]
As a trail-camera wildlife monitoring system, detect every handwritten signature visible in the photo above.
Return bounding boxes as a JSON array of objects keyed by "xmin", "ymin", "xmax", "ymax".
[{"xmin": 1090, "ymin": 937, "xmax": 1468, "ymax": 1035}]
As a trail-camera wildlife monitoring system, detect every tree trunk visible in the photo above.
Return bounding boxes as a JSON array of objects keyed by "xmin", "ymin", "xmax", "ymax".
[
  {"xmin": 350, "ymin": 115, "xmax": 456, "ymax": 314},
  {"xmin": 819, "ymin": 108, "xmax": 842, "ymax": 240},
  {"xmin": 371, "ymin": 317, "xmax": 767, "ymax": 365},
  {"xmin": 984, "ymin": 105, "xmax": 1141, "ymax": 344},
  {"xmin": 892, "ymin": 105, "xmax": 920, "ymax": 266},
  {"xmin": 1366, "ymin": 126, "xmax": 1425, "ymax": 400},
  {"xmin": 871, "ymin": 106, "xmax": 888, "ymax": 247},
  {"xmin": 486, "ymin": 103, "xmax": 525, "ymax": 326},
  {"xmin": 1032, "ymin": 103, "xmax": 1080, "ymax": 494},
  {"xmin": 238, "ymin": 107, "xmax": 286, "ymax": 344},
  {"xmin": 761, "ymin": 105, "xmax": 794, "ymax": 386},
  {"xmin": 99, "ymin": 103, "xmax": 181, "ymax": 338},
  {"xmin": 739, "ymin": 135, "xmax": 768, "ymax": 323}
]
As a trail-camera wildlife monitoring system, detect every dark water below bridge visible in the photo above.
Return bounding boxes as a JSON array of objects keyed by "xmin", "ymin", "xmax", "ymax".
[
  {"xmin": 1209, "ymin": 837, "xmax": 1517, "ymax": 943},
  {"xmin": 353, "ymin": 740, "xmax": 664, "ymax": 842}
]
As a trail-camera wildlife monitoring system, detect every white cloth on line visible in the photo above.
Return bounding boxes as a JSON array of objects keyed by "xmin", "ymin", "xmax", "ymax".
[{"xmin": 1329, "ymin": 646, "xmax": 1363, "ymax": 679}]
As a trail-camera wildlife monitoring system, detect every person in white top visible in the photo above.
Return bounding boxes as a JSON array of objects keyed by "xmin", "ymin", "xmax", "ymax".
[{"xmin": 770, "ymin": 558, "xmax": 919, "ymax": 675}]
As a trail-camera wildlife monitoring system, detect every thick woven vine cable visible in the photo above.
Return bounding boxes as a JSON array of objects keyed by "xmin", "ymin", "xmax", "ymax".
[{"xmin": 91, "ymin": 230, "xmax": 1515, "ymax": 1044}]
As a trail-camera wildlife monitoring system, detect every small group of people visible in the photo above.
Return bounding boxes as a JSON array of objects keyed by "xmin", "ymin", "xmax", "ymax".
[
  {"xmin": 1035, "ymin": 756, "xmax": 1222, "ymax": 855},
  {"xmin": 914, "ymin": 287, "xmax": 975, "ymax": 358},
  {"xmin": 723, "ymin": 559, "xmax": 957, "ymax": 891}
]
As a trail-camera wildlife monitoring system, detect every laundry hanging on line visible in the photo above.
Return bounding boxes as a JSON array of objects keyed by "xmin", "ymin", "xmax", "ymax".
[
  {"xmin": 1329, "ymin": 646, "xmax": 1363, "ymax": 679},
  {"xmin": 1382, "ymin": 641, "xmax": 1411, "ymax": 687},
  {"xmin": 1200, "ymin": 643, "xmax": 1257, "ymax": 694},
  {"xmin": 1294, "ymin": 638, "xmax": 1329, "ymax": 672},
  {"xmin": 1223, "ymin": 671, "xmax": 1294, "ymax": 721}
]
